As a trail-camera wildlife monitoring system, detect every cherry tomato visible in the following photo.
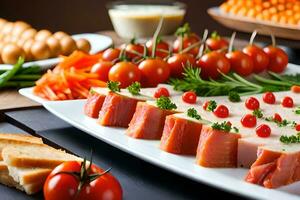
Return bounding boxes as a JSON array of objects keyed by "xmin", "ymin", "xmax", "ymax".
[
  {"xmin": 291, "ymin": 85, "xmax": 300, "ymax": 93},
  {"xmin": 256, "ymin": 124, "xmax": 271, "ymax": 138},
  {"xmin": 196, "ymin": 51, "xmax": 231, "ymax": 80},
  {"xmin": 295, "ymin": 124, "xmax": 300, "ymax": 131},
  {"xmin": 146, "ymin": 39, "xmax": 169, "ymax": 58},
  {"xmin": 226, "ymin": 51, "xmax": 254, "ymax": 76},
  {"xmin": 213, "ymin": 105, "xmax": 229, "ymax": 118},
  {"xmin": 241, "ymin": 114, "xmax": 257, "ymax": 128},
  {"xmin": 44, "ymin": 161, "xmax": 122, "ymax": 200},
  {"xmin": 173, "ymin": 33, "xmax": 200, "ymax": 57},
  {"xmin": 138, "ymin": 58, "xmax": 170, "ymax": 87},
  {"xmin": 206, "ymin": 32, "xmax": 229, "ymax": 51},
  {"xmin": 109, "ymin": 61, "xmax": 141, "ymax": 88},
  {"xmin": 154, "ymin": 87, "xmax": 170, "ymax": 98},
  {"xmin": 262, "ymin": 92, "xmax": 276, "ymax": 104},
  {"xmin": 102, "ymin": 48, "xmax": 121, "ymax": 62},
  {"xmin": 281, "ymin": 96, "xmax": 294, "ymax": 108},
  {"xmin": 167, "ymin": 53, "xmax": 196, "ymax": 78},
  {"xmin": 182, "ymin": 91, "xmax": 197, "ymax": 104},
  {"xmin": 245, "ymin": 97, "xmax": 260, "ymax": 110},
  {"xmin": 123, "ymin": 43, "xmax": 144, "ymax": 60},
  {"xmin": 263, "ymin": 46, "xmax": 288, "ymax": 73},
  {"xmin": 202, "ymin": 101, "xmax": 210, "ymax": 110},
  {"xmin": 242, "ymin": 45, "xmax": 269, "ymax": 73},
  {"xmin": 91, "ymin": 61, "xmax": 113, "ymax": 82},
  {"xmin": 273, "ymin": 113, "xmax": 282, "ymax": 123}
]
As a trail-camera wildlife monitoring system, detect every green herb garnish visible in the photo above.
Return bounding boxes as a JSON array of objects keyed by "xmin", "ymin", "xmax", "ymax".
[
  {"xmin": 211, "ymin": 121, "xmax": 238, "ymax": 133},
  {"xmin": 156, "ymin": 96, "xmax": 177, "ymax": 110},
  {"xmin": 265, "ymin": 116, "xmax": 296, "ymax": 128},
  {"xmin": 127, "ymin": 82, "xmax": 141, "ymax": 95},
  {"xmin": 169, "ymin": 66, "xmax": 297, "ymax": 97},
  {"xmin": 107, "ymin": 81, "xmax": 120, "ymax": 92},
  {"xmin": 294, "ymin": 107, "xmax": 300, "ymax": 115},
  {"xmin": 207, "ymin": 100, "xmax": 217, "ymax": 112},
  {"xmin": 253, "ymin": 109, "xmax": 263, "ymax": 118},
  {"xmin": 280, "ymin": 133, "xmax": 300, "ymax": 144},
  {"xmin": 228, "ymin": 91, "xmax": 241, "ymax": 102},
  {"xmin": 187, "ymin": 108, "xmax": 201, "ymax": 120}
]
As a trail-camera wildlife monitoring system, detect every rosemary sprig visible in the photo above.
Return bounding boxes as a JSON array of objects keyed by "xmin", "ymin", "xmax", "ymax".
[{"xmin": 169, "ymin": 67, "xmax": 293, "ymax": 97}]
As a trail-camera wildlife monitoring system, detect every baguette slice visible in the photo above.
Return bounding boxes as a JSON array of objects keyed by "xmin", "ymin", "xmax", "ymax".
[
  {"xmin": 0, "ymin": 134, "xmax": 43, "ymax": 160},
  {"xmin": 2, "ymin": 143, "xmax": 81, "ymax": 168}
]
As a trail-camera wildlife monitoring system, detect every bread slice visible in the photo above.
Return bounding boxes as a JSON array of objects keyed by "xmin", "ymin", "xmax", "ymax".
[
  {"xmin": 0, "ymin": 134, "xmax": 43, "ymax": 160},
  {"xmin": 2, "ymin": 143, "xmax": 81, "ymax": 168}
]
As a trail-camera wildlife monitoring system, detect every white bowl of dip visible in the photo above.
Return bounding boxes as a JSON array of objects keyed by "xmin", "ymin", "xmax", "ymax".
[{"xmin": 107, "ymin": 1, "xmax": 186, "ymax": 39}]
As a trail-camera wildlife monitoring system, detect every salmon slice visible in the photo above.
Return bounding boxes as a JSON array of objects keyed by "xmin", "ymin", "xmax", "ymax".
[
  {"xmin": 84, "ymin": 92, "xmax": 106, "ymax": 118},
  {"xmin": 126, "ymin": 102, "xmax": 176, "ymax": 140},
  {"xmin": 245, "ymin": 144, "xmax": 300, "ymax": 188},
  {"xmin": 160, "ymin": 114, "xmax": 202, "ymax": 155},
  {"xmin": 98, "ymin": 92, "xmax": 139, "ymax": 127},
  {"xmin": 196, "ymin": 125, "xmax": 241, "ymax": 168}
]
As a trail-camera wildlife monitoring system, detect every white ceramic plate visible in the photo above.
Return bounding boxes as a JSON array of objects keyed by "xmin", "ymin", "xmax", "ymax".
[
  {"xmin": 0, "ymin": 33, "xmax": 113, "ymax": 70},
  {"xmin": 43, "ymin": 99, "xmax": 300, "ymax": 200}
]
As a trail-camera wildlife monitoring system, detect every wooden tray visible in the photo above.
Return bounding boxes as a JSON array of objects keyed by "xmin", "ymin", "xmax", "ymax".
[{"xmin": 208, "ymin": 7, "xmax": 300, "ymax": 41}]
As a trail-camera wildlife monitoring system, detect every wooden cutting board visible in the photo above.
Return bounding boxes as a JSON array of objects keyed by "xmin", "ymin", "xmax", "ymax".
[{"xmin": 0, "ymin": 90, "xmax": 40, "ymax": 111}]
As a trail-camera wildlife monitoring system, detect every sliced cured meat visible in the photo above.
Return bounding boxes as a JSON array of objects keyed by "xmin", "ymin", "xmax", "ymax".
[
  {"xmin": 160, "ymin": 114, "xmax": 203, "ymax": 155},
  {"xmin": 98, "ymin": 92, "xmax": 140, "ymax": 127},
  {"xmin": 126, "ymin": 102, "xmax": 176, "ymax": 140},
  {"xmin": 84, "ymin": 92, "xmax": 106, "ymax": 118},
  {"xmin": 196, "ymin": 125, "xmax": 241, "ymax": 168},
  {"xmin": 245, "ymin": 144, "xmax": 300, "ymax": 188}
]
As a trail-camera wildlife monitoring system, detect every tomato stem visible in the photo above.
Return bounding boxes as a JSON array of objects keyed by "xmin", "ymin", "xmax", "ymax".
[
  {"xmin": 249, "ymin": 30, "xmax": 257, "ymax": 46},
  {"xmin": 151, "ymin": 17, "xmax": 164, "ymax": 58},
  {"xmin": 196, "ymin": 29, "xmax": 208, "ymax": 59},
  {"xmin": 228, "ymin": 32, "xmax": 236, "ymax": 53}
]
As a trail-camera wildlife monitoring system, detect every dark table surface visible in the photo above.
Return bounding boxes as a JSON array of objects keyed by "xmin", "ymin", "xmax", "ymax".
[{"xmin": 0, "ymin": 108, "xmax": 246, "ymax": 200}]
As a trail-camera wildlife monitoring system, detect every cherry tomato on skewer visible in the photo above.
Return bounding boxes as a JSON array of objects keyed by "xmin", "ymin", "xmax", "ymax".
[
  {"xmin": 206, "ymin": 31, "xmax": 229, "ymax": 51},
  {"xmin": 146, "ymin": 39, "xmax": 169, "ymax": 58},
  {"xmin": 102, "ymin": 48, "xmax": 121, "ymax": 62},
  {"xmin": 91, "ymin": 61, "xmax": 113, "ymax": 82},
  {"xmin": 167, "ymin": 53, "xmax": 196, "ymax": 78},
  {"xmin": 226, "ymin": 51, "xmax": 254, "ymax": 76}
]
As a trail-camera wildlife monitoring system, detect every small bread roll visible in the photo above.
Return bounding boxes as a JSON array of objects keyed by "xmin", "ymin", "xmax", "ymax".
[
  {"xmin": 46, "ymin": 36, "xmax": 61, "ymax": 57},
  {"xmin": 2, "ymin": 22, "xmax": 14, "ymax": 35},
  {"xmin": 31, "ymin": 41, "xmax": 51, "ymax": 60},
  {"xmin": 1, "ymin": 43, "xmax": 25, "ymax": 64},
  {"xmin": 23, "ymin": 39, "xmax": 34, "ymax": 61},
  {"xmin": 21, "ymin": 28, "xmax": 37, "ymax": 40},
  {"xmin": 35, "ymin": 29, "xmax": 52, "ymax": 42},
  {"xmin": 0, "ymin": 18, "xmax": 7, "ymax": 30},
  {"xmin": 12, "ymin": 21, "xmax": 31, "ymax": 37},
  {"xmin": 0, "ymin": 42, "xmax": 7, "ymax": 53},
  {"xmin": 16, "ymin": 38, "xmax": 26, "ymax": 47},
  {"xmin": 60, "ymin": 36, "xmax": 77, "ymax": 55},
  {"xmin": 53, "ymin": 31, "xmax": 68, "ymax": 40},
  {"xmin": 0, "ymin": 33, "xmax": 4, "ymax": 41},
  {"xmin": 76, "ymin": 38, "xmax": 91, "ymax": 53},
  {"xmin": 3, "ymin": 35, "xmax": 11, "ymax": 43},
  {"xmin": 9, "ymin": 35, "xmax": 19, "ymax": 44}
]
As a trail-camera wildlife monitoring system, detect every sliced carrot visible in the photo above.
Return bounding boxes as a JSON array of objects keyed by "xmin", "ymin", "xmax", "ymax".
[{"xmin": 291, "ymin": 85, "xmax": 300, "ymax": 93}]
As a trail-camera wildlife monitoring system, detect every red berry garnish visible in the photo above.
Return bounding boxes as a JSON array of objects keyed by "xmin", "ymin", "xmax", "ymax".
[
  {"xmin": 154, "ymin": 87, "xmax": 170, "ymax": 98},
  {"xmin": 213, "ymin": 105, "xmax": 229, "ymax": 118},
  {"xmin": 202, "ymin": 101, "xmax": 209, "ymax": 110},
  {"xmin": 281, "ymin": 96, "xmax": 294, "ymax": 108},
  {"xmin": 241, "ymin": 114, "xmax": 257, "ymax": 128},
  {"xmin": 182, "ymin": 91, "xmax": 197, "ymax": 104},
  {"xmin": 262, "ymin": 92, "xmax": 275, "ymax": 104},
  {"xmin": 256, "ymin": 124, "xmax": 271, "ymax": 138},
  {"xmin": 245, "ymin": 97, "xmax": 260, "ymax": 110},
  {"xmin": 295, "ymin": 124, "xmax": 300, "ymax": 132},
  {"xmin": 273, "ymin": 113, "xmax": 282, "ymax": 123}
]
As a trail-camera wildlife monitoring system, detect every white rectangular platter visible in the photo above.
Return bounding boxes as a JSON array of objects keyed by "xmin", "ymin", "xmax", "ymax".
[{"xmin": 43, "ymin": 99, "xmax": 300, "ymax": 200}]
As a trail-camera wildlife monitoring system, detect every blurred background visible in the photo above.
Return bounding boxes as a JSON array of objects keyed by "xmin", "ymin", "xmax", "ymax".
[{"xmin": 0, "ymin": 0, "xmax": 225, "ymax": 35}]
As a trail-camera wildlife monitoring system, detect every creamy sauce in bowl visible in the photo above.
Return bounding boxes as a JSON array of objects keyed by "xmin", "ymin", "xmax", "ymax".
[{"xmin": 108, "ymin": 4, "xmax": 186, "ymax": 38}]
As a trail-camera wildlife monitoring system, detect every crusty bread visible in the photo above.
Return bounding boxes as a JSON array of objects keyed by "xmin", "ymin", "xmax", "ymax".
[
  {"xmin": 2, "ymin": 143, "xmax": 81, "ymax": 168},
  {"xmin": 0, "ymin": 134, "xmax": 43, "ymax": 160},
  {"xmin": 7, "ymin": 166, "xmax": 52, "ymax": 185}
]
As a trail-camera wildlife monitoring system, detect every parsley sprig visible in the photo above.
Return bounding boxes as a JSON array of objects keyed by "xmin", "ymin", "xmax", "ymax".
[
  {"xmin": 156, "ymin": 96, "xmax": 177, "ymax": 110},
  {"xmin": 228, "ymin": 91, "xmax": 241, "ymax": 102},
  {"xmin": 187, "ymin": 108, "xmax": 201, "ymax": 120},
  {"xmin": 294, "ymin": 107, "xmax": 300, "ymax": 115},
  {"xmin": 127, "ymin": 82, "xmax": 141, "ymax": 95},
  {"xmin": 107, "ymin": 81, "xmax": 120, "ymax": 92},
  {"xmin": 207, "ymin": 100, "xmax": 217, "ymax": 112},
  {"xmin": 253, "ymin": 109, "xmax": 263, "ymax": 118},
  {"xmin": 211, "ymin": 121, "xmax": 239, "ymax": 133},
  {"xmin": 265, "ymin": 117, "xmax": 296, "ymax": 128},
  {"xmin": 280, "ymin": 133, "xmax": 300, "ymax": 144}
]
